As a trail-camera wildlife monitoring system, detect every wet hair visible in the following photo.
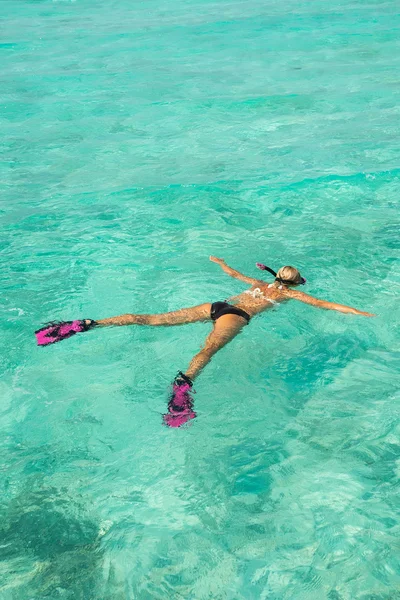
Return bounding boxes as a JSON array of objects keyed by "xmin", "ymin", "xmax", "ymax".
[
  {"xmin": 256, "ymin": 262, "xmax": 306, "ymax": 286},
  {"xmin": 276, "ymin": 266, "xmax": 303, "ymax": 285}
]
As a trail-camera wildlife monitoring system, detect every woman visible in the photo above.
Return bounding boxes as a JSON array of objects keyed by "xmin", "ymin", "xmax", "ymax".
[{"xmin": 35, "ymin": 257, "xmax": 375, "ymax": 427}]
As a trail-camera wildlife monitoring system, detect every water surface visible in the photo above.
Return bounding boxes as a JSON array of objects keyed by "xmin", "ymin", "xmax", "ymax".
[{"xmin": 1, "ymin": 0, "xmax": 400, "ymax": 598}]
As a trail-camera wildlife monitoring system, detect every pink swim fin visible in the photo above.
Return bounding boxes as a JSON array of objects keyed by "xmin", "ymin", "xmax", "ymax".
[
  {"xmin": 163, "ymin": 372, "xmax": 196, "ymax": 428},
  {"xmin": 35, "ymin": 320, "xmax": 96, "ymax": 346}
]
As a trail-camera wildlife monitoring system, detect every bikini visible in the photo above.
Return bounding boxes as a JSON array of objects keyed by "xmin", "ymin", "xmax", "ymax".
[
  {"xmin": 210, "ymin": 263, "xmax": 306, "ymax": 326},
  {"xmin": 210, "ymin": 301, "xmax": 251, "ymax": 324},
  {"xmin": 211, "ymin": 289, "xmax": 275, "ymax": 324}
]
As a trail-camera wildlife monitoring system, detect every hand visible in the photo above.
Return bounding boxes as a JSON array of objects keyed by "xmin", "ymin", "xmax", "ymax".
[
  {"xmin": 360, "ymin": 311, "xmax": 376, "ymax": 317},
  {"xmin": 210, "ymin": 256, "xmax": 225, "ymax": 265}
]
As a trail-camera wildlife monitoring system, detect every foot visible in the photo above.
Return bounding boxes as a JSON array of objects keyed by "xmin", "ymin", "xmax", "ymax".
[
  {"xmin": 163, "ymin": 372, "xmax": 196, "ymax": 428},
  {"xmin": 35, "ymin": 319, "xmax": 96, "ymax": 346}
]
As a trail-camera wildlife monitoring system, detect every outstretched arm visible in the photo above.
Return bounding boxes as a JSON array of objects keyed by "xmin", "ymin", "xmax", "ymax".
[
  {"xmin": 287, "ymin": 289, "xmax": 375, "ymax": 317},
  {"xmin": 209, "ymin": 256, "xmax": 260, "ymax": 285}
]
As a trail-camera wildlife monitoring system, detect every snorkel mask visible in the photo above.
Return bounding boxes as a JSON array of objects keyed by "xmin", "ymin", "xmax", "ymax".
[{"xmin": 256, "ymin": 263, "xmax": 306, "ymax": 285}]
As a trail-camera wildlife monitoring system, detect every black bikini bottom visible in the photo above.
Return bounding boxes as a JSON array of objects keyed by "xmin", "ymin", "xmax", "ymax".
[{"xmin": 210, "ymin": 301, "xmax": 251, "ymax": 324}]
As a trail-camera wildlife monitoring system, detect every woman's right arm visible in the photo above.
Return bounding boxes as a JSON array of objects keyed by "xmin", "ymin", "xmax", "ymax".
[{"xmin": 286, "ymin": 289, "xmax": 376, "ymax": 317}]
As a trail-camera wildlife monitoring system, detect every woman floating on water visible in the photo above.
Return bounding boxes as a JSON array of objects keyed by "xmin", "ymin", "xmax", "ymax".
[{"xmin": 35, "ymin": 257, "xmax": 375, "ymax": 427}]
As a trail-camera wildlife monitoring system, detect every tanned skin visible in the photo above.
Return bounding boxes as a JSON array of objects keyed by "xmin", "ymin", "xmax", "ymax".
[{"xmin": 90, "ymin": 257, "xmax": 375, "ymax": 382}]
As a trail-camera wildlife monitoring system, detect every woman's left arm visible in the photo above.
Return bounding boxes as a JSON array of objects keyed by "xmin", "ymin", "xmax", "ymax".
[{"xmin": 209, "ymin": 256, "xmax": 261, "ymax": 285}]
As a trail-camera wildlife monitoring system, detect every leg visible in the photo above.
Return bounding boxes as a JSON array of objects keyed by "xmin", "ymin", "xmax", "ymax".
[
  {"xmin": 164, "ymin": 313, "xmax": 246, "ymax": 427},
  {"xmin": 93, "ymin": 303, "xmax": 212, "ymax": 328},
  {"xmin": 185, "ymin": 314, "xmax": 247, "ymax": 381}
]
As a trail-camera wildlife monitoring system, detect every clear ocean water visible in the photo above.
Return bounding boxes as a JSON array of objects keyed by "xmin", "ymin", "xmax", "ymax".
[{"xmin": 1, "ymin": 0, "xmax": 400, "ymax": 598}]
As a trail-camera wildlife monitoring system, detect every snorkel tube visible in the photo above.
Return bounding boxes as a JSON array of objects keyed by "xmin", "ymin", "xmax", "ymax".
[{"xmin": 256, "ymin": 263, "xmax": 306, "ymax": 285}]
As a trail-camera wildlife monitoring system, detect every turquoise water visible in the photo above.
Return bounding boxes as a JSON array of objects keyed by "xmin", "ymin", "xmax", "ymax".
[{"xmin": 1, "ymin": 0, "xmax": 400, "ymax": 597}]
